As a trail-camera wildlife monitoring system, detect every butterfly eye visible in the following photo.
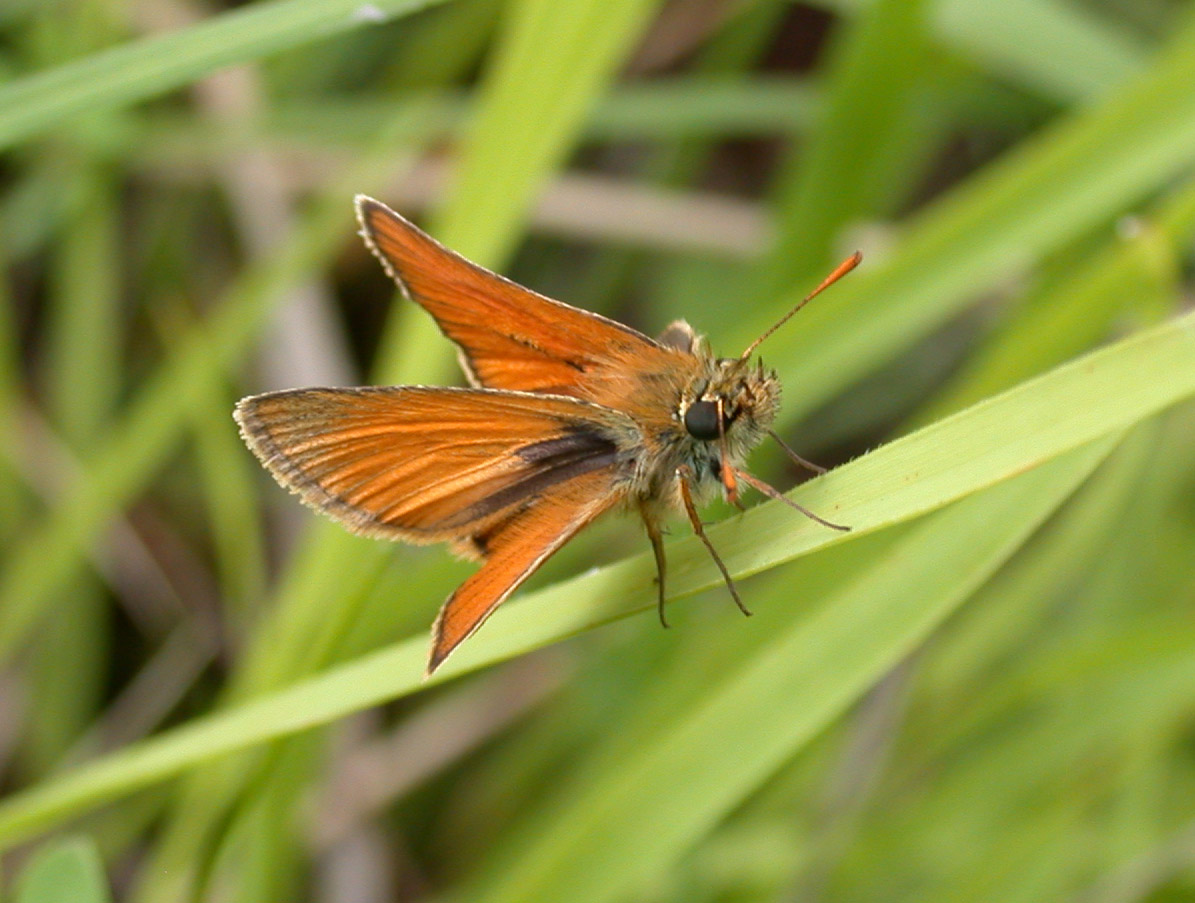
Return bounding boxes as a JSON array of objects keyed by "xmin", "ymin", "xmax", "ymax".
[{"xmin": 684, "ymin": 400, "xmax": 722, "ymax": 440}]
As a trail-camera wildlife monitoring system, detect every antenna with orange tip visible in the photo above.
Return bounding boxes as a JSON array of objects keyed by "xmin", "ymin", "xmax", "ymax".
[{"xmin": 740, "ymin": 251, "xmax": 862, "ymax": 361}]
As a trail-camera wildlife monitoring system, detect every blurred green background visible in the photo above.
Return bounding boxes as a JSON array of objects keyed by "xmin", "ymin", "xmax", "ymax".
[{"xmin": 2, "ymin": 0, "xmax": 1195, "ymax": 900}]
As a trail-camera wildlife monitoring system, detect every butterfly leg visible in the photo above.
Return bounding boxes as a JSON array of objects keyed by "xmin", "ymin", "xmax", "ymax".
[
  {"xmin": 719, "ymin": 459, "xmax": 745, "ymax": 510},
  {"xmin": 639, "ymin": 504, "xmax": 670, "ymax": 628},
  {"xmin": 675, "ymin": 465, "xmax": 751, "ymax": 617},
  {"xmin": 766, "ymin": 429, "xmax": 828, "ymax": 474},
  {"xmin": 715, "ymin": 398, "xmax": 746, "ymax": 510},
  {"xmin": 734, "ymin": 468, "xmax": 851, "ymax": 532}
]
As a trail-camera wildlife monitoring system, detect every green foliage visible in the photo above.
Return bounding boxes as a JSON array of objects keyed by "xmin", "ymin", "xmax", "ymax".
[
  {"xmin": 2, "ymin": 1, "xmax": 1195, "ymax": 901},
  {"xmin": 14, "ymin": 837, "xmax": 111, "ymax": 903}
]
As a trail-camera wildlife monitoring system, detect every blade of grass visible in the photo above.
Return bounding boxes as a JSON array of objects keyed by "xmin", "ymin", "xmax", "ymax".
[
  {"xmin": 736, "ymin": 299, "xmax": 1181, "ymax": 902},
  {"xmin": 906, "ymin": 172, "xmax": 1195, "ymax": 441},
  {"xmin": 0, "ymin": 269, "xmax": 21, "ymax": 542},
  {"xmin": 14, "ymin": 836, "xmax": 110, "ymax": 903},
  {"xmin": 736, "ymin": 5, "xmax": 1195, "ymax": 425},
  {"xmin": 900, "ymin": 629, "xmax": 1195, "ymax": 887},
  {"xmin": 452, "ymin": 440, "xmax": 1112, "ymax": 903},
  {"xmin": 846, "ymin": 412, "xmax": 1195, "ymax": 901},
  {"xmin": 192, "ymin": 382, "xmax": 268, "ymax": 633},
  {"xmin": 914, "ymin": 201, "xmax": 1190, "ymax": 426},
  {"xmin": 0, "ymin": 0, "xmax": 448, "ymax": 150},
  {"xmin": 136, "ymin": 4, "xmax": 670, "ymax": 894},
  {"xmin": 899, "ymin": 412, "xmax": 1195, "ymax": 791},
  {"xmin": 101, "ymin": 79, "xmax": 820, "ymax": 169},
  {"xmin": 384, "ymin": 0, "xmax": 505, "ymax": 90},
  {"xmin": 7, "ymin": 10, "xmax": 1195, "ymax": 673},
  {"xmin": 44, "ymin": 169, "xmax": 121, "ymax": 446},
  {"xmin": 0, "ymin": 308, "xmax": 1193, "ymax": 848},
  {"xmin": 935, "ymin": 0, "xmax": 1146, "ymax": 102},
  {"xmin": 0, "ymin": 121, "xmax": 426, "ymax": 663},
  {"xmin": 817, "ymin": 0, "xmax": 1146, "ymax": 103},
  {"xmin": 19, "ymin": 165, "xmax": 121, "ymax": 777},
  {"xmin": 424, "ymin": 0, "xmax": 663, "ymax": 266},
  {"xmin": 915, "ymin": 420, "xmax": 1159, "ymax": 699},
  {"xmin": 757, "ymin": 0, "xmax": 932, "ymax": 298}
]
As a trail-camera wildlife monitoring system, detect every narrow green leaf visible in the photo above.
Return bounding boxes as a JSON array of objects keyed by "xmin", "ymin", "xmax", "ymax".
[
  {"xmin": 15, "ymin": 837, "xmax": 110, "ymax": 903},
  {"xmin": 816, "ymin": 0, "xmax": 1145, "ymax": 103},
  {"xmin": 6, "ymin": 11, "xmax": 1195, "ymax": 677},
  {"xmin": 457, "ymin": 441, "xmax": 1112, "ymax": 903},
  {"xmin": 0, "ymin": 0, "xmax": 447, "ymax": 150},
  {"xmin": 384, "ymin": 0, "xmax": 505, "ymax": 90},
  {"xmin": 758, "ymin": 0, "xmax": 932, "ymax": 297},
  {"xmin": 935, "ymin": 0, "xmax": 1146, "ymax": 102},
  {"xmin": 917, "ymin": 421, "xmax": 1159, "ymax": 696},
  {"xmin": 85, "ymin": 79, "xmax": 819, "ymax": 165},
  {"xmin": 741, "ymin": 7, "xmax": 1195, "ymax": 424},
  {"xmin": 0, "ymin": 120, "xmax": 427, "ymax": 662},
  {"xmin": 0, "ymin": 308, "xmax": 1191, "ymax": 850},
  {"xmin": 915, "ymin": 174, "xmax": 1195, "ymax": 426},
  {"xmin": 132, "ymin": 6, "xmax": 669, "ymax": 894},
  {"xmin": 0, "ymin": 267, "xmax": 20, "ymax": 542},
  {"xmin": 427, "ymin": 0, "xmax": 663, "ymax": 266},
  {"xmin": 45, "ymin": 164, "xmax": 121, "ymax": 444}
]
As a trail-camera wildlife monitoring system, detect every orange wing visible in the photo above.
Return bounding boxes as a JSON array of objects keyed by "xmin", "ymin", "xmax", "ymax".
[
  {"xmin": 429, "ymin": 467, "xmax": 619, "ymax": 673},
  {"xmin": 234, "ymin": 386, "xmax": 635, "ymax": 547},
  {"xmin": 356, "ymin": 196, "xmax": 663, "ymax": 396}
]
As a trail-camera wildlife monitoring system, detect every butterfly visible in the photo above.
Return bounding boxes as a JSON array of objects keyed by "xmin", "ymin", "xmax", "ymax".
[{"xmin": 235, "ymin": 197, "xmax": 859, "ymax": 674}]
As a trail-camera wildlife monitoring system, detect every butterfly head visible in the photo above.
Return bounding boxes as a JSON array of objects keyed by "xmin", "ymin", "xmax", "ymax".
[{"xmin": 679, "ymin": 356, "xmax": 779, "ymax": 456}]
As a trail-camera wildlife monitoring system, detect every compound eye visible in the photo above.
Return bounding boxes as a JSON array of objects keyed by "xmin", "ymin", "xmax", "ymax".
[{"xmin": 684, "ymin": 400, "xmax": 721, "ymax": 440}]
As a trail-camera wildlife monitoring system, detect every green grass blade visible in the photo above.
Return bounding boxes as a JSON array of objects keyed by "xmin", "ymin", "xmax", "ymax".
[
  {"xmin": 14, "ymin": 836, "xmax": 110, "ymax": 903},
  {"xmin": 455, "ymin": 441, "xmax": 1111, "ymax": 903},
  {"xmin": 426, "ymin": 0, "xmax": 663, "ymax": 266},
  {"xmin": 0, "ymin": 124, "xmax": 424, "ymax": 663},
  {"xmin": 0, "ymin": 308, "xmax": 1192, "ymax": 849},
  {"xmin": 739, "ymin": 6, "xmax": 1195, "ymax": 423},
  {"xmin": 758, "ymin": 0, "xmax": 931, "ymax": 297},
  {"xmin": 0, "ymin": 272, "xmax": 21, "ymax": 541},
  {"xmin": 819, "ymin": 0, "xmax": 1145, "ymax": 103},
  {"xmin": 935, "ymin": 0, "xmax": 1146, "ymax": 101},
  {"xmin": 87, "ymin": 79, "xmax": 818, "ymax": 167},
  {"xmin": 19, "ymin": 165, "xmax": 120, "ymax": 775},
  {"xmin": 192, "ymin": 385, "xmax": 269, "ymax": 630},
  {"xmin": 916, "ymin": 420, "xmax": 1159, "ymax": 698},
  {"xmin": 0, "ymin": 0, "xmax": 447, "ymax": 150},
  {"xmin": 384, "ymin": 0, "xmax": 505, "ymax": 89},
  {"xmin": 131, "ymin": 5, "xmax": 670, "ymax": 893},
  {"xmin": 6, "ymin": 11, "xmax": 1194, "ymax": 676},
  {"xmin": 45, "ymin": 168, "xmax": 121, "ymax": 445}
]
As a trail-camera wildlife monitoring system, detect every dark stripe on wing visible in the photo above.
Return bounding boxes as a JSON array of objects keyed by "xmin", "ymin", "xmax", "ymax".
[
  {"xmin": 447, "ymin": 428, "xmax": 620, "ymax": 532},
  {"xmin": 515, "ymin": 428, "xmax": 615, "ymax": 465}
]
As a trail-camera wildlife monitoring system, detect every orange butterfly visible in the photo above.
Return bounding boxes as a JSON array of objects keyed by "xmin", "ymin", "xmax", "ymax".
[{"xmin": 235, "ymin": 197, "xmax": 858, "ymax": 674}]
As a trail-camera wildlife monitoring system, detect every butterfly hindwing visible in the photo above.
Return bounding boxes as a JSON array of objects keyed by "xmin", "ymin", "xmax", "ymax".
[{"xmin": 429, "ymin": 467, "xmax": 622, "ymax": 672}]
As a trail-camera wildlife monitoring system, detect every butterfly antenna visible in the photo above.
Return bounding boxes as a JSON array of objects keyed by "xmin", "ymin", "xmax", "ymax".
[{"xmin": 740, "ymin": 252, "xmax": 862, "ymax": 361}]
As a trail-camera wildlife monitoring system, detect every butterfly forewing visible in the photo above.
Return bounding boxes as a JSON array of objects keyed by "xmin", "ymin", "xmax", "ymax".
[
  {"xmin": 235, "ymin": 386, "xmax": 635, "ymax": 546},
  {"xmin": 357, "ymin": 197, "xmax": 663, "ymax": 397}
]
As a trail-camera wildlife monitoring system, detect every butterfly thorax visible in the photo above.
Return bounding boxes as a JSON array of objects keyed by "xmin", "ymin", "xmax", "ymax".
[{"xmin": 577, "ymin": 319, "xmax": 779, "ymax": 508}]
